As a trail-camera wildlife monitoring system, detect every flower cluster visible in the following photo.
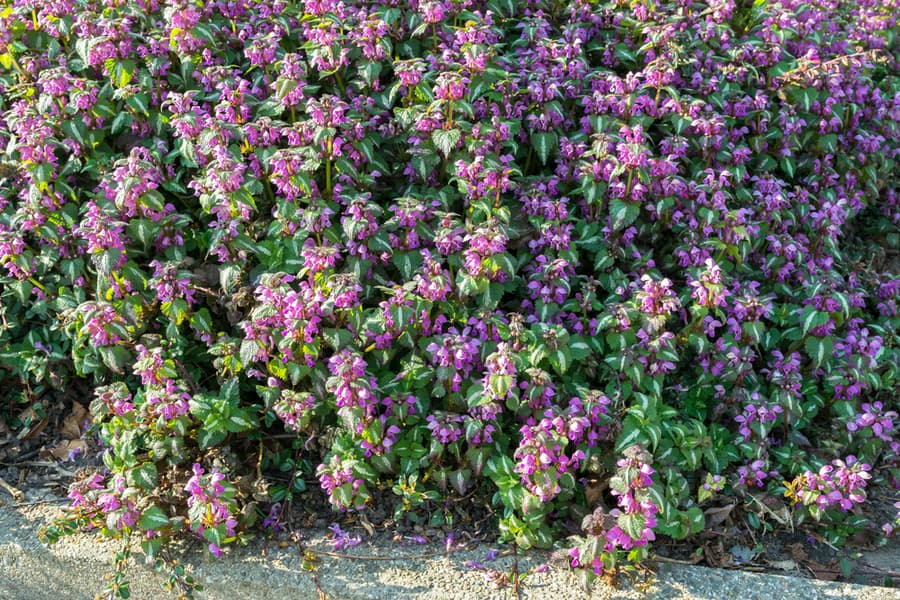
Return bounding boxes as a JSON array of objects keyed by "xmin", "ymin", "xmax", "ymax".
[
  {"xmin": 185, "ymin": 464, "xmax": 239, "ymax": 557},
  {"xmin": 735, "ymin": 400, "xmax": 784, "ymax": 443},
  {"xmin": 847, "ymin": 401, "xmax": 898, "ymax": 452},
  {"xmin": 566, "ymin": 446, "xmax": 658, "ymax": 588},
  {"xmin": 785, "ymin": 456, "xmax": 873, "ymax": 517},
  {"xmin": 273, "ymin": 390, "xmax": 316, "ymax": 433},
  {"xmin": 316, "ymin": 454, "xmax": 371, "ymax": 511}
]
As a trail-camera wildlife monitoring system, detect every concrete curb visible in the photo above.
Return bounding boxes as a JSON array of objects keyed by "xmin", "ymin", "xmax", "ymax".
[{"xmin": 1, "ymin": 502, "xmax": 897, "ymax": 600}]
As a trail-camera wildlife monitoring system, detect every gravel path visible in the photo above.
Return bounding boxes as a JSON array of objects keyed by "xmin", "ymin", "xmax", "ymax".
[{"xmin": 0, "ymin": 500, "xmax": 897, "ymax": 600}]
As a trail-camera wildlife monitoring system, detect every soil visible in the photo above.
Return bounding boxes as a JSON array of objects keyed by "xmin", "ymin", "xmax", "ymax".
[{"xmin": 0, "ymin": 379, "xmax": 103, "ymax": 505}]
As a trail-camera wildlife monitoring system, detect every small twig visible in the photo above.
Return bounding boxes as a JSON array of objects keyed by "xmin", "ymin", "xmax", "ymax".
[
  {"xmin": 174, "ymin": 360, "xmax": 200, "ymax": 394},
  {"xmin": 512, "ymin": 539, "xmax": 521, "ymax": 599},
  {"xmin": 17, "ymin": 497, "xmax": 69, "ymax": 507},
  {"xmin": 0, "ymin": 477, "xmax": 25, "ymax": 502},
  {"xmin": 0, "ymin": 448, "xmax": 42, "ymax": 463},
  {"xmin": 305, "ymin": 538, "xmax": 484, "ymax": 561},
  {"xmin": 1, "ymin": 460, "xmax": 58, "ymax": 468},
  {"xmin": 291, "ymin": 533, "xmax": 327, "ymax": 600},
  {"xmin": 651, "ymin": 553, "xmax": 704, "ymax": 566}
]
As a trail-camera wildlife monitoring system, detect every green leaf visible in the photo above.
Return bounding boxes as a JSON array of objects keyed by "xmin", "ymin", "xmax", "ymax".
[
  {"xmin": 686, "ymin": 506, "xmax": 705, "ymax": 534},
  {"xmin": 799, "ymin": 88, "xmax": 817, "ymax": 112},
  {"xmin": 61, "ymin": 119, "xmax": 87, "ymax": 145},
  {"xmin": 190, "ymin": 308, "xmax": 213, "ymax": 334},
  {"xmin": 532, "ymin": 131, "xmax": 558, "ymax": 165},
  {"xmin": 550, "ymin": 349, "xmax": 570, "ymax": 375},
  {"xmin": 615, "ymin": 415, "xmax": 644, "ymax": 453},
  {"xmin": 618, "ymin": 512, "xmax": 646, "ymax": 540},
  {"xmin": 113, "ymin": 59, "xmax": 136, "ymax": 88},
  {"xmin": 162, "ymin": 298, "xmax": 188, "ymax": 325},
  {"xmin": 203, "ymin": 523, "xmax": 227, "ymax": 547},
  {"xmin": 111, "ymin": 111, "xmax": 133, "ymax": 135},
  {"xmin": 130, "ymin": 462, "xmax": 158, "ymax": 491},
  {"xmin": 188, "ymin": 394, "xmax": 213, "ymax": 420},
  {"xmin": 431, "ymin": 128, "xmax": 461, "ymax": 157},
  {"xmin": 805, "ymin": 336, "xmax": 833, "ymax": 369},
  {"xmin": 391, "ymin": 251, "xmax": 422, "ymax": 280},
  {"xmin": 609, "ymin": 199, "xmax": 640, "ymax": 231},
  {"xmin": 240, "ymin": 339, "xmax": 260, "ymax": 366},
  {"xmin": 449, "ymin": 469, "xmax": 470, "ymax": 495},
  {"xmin": 219, "ymin": 263, "xmax": 241, "ymax": 292},
  {"xmin": 221, "ymin": 378, "xmax": 240, "ymax": 402},
  {"xmin": 780, "ymin": 156, "xmax": 796, "ymax": 179},
  {"xmin": 126, "ymin": 92, "xmax": 150, "ymax": 115},
  {"xmin": 488, "ymin": 374, "xmax": 512, "ymax": 398},
  {"xmin": 569, "ymin": 340, "xmax": 591, "ymax": 360},
  {"xmin": 99, "ymin": 346, "xmax": 132, "ymax": 374},
  {"xmin": 360, "ymin": 61, "xmax": 382, "ymax": 85},
  {"xmin": 274, "ymin": 79, "xmax": 297, "ymax": 102},
  {"xmin": 800, "ymin": 307, "xmax": 829, "ymax": 337},
  {"xmin": 226, "ymin": 410, "xmax": 255, "ymax": 432},
  {"xmin": 141, "ymin": 536, "xmax": 163, "ymax": 559},
  {"xmin": 198, "ymin": 427, "xmax": 227, "ymax": 449},
  {"xmin": 139, "ymin": 505, "xmax": 170, "ymax": 531},
  {"xmin": 742, "ymin": 321, "xmax": 764, "ymax": 345}
]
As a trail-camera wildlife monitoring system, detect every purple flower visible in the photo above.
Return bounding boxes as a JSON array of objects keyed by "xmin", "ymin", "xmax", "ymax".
[{"xmin": 328, "ymin": 523, "xmax": 362, "ymax": 550}]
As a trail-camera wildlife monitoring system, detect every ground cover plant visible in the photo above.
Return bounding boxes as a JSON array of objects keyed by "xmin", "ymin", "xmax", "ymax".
[{"xmin": 0, "ymin": 0, "xmax": 899, "ymax": 595}]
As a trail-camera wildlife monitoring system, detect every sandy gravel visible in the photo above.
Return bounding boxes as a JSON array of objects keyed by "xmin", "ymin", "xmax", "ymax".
[{"xmin": 0, "ymin": 499, "xmax": 897, "ymax": 600}]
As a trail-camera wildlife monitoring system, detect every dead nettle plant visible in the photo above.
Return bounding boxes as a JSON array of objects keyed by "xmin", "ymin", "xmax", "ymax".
[{"xmin": 0, "ymin": 0, "xmax": 897, "ymax": 596}]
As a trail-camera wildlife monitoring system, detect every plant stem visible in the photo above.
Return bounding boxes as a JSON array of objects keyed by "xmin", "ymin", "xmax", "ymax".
[
  {"xmin": 28, "ymin": 277, "xmax": 49, "ymax": 294},
  {"xmin": 323, "ymin": 136, "xmax": 335, "ymax": 200}
]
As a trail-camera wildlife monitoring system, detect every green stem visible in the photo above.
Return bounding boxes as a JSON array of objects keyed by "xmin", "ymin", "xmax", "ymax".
[
  {"xmin": 264, "ymin": 174, "xmax": 275, "ymax": 204},
  {"xmin": 28, "ymin": 277, "xmax": 49, "ymax": 294},
  {"xmin": 7, "ymin": 52, "xmax": 27, "ymax": 78},
  {"xmin": 325, "ymin": 137, "xmax": 333, "ymax": 200}
]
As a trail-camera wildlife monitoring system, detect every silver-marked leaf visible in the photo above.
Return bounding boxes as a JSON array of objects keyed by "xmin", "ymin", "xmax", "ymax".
[
  {"xmin": 431, "ymin": 128, "xmax": 461, "ymax": 157},
  {"xmin": 805, "ymin": 335, "xmax": 833, "ymax": 369},
  {"xmin": 532, "ymin": 131, "xmax": 558, "ymax": 165},
  {"xmin": 130, "ymin": 462, "xmax": 158, "ymax": 491},
  {"xmin": 139, "ymin": 505, "xmax": 170, "ymax": 531}
]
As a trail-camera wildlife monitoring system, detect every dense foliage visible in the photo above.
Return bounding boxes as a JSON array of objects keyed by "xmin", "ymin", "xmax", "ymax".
[{"xmin": 1, "ymin": 0, "xmax": 899, "ymax": 592}]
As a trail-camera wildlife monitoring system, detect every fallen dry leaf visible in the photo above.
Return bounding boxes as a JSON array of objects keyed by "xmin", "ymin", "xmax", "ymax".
[
  {"xmin": 704, "ymin": 503, "xmax": 735, "ymax": 528},
  {"xmin": 42, "ymin": 439, "xmax": 87, "ymax": 461},
  {"xmin": 766, "ymin": 559, "xmax": 798, "ymax": 571},
  {"xmin": 61, "ymin": 402, "xmax": 88, "ymax": 440},
  {"xmin": 16, "ymin": 406, "xmax": 48, "ymax": 441},
  {"xmin": 703, "ymin": 540, "xmax": 734, "ymax": 569},
  {"xmin": 785, "ymin": 542, "xmax": 809, "ymax": 562},
  {"xmin": 585, "ymin": 478, "xmax": 609, "ymax": 508},
  {"xmin": 359, "ymin": 514, "xmax": 376, "ymax": 536},
  {"xmin": 806, "ymin": 559, "xmax": 840, "ymax": 581},
  {"xmin": 848, "ymin": 528, "xmax": 878, "ymax": 550}
]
